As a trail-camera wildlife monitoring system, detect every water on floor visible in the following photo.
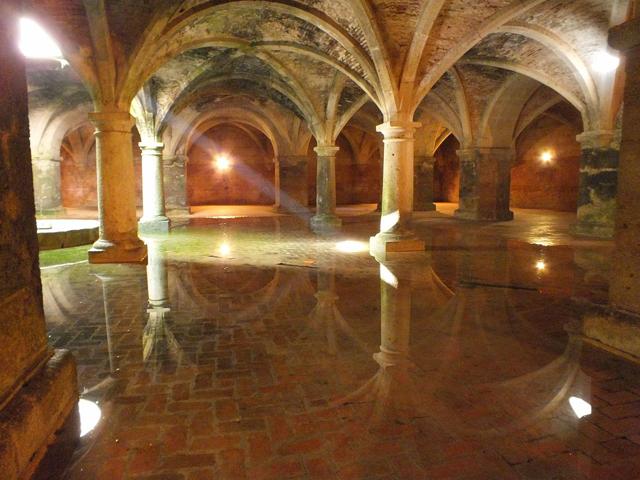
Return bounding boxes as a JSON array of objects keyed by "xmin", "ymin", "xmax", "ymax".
[{"xmin": 39, "ymin": 214, "xmax": 640, "ymax": 479}]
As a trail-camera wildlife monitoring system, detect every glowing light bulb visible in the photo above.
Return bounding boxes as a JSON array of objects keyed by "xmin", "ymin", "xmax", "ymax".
[
  {"xmin": 18, "ymin": 18, "xmax": 63, "ymax": 60},
  {"xmin": 535, "ymin": 260, "xmax": 546, "ymax": 272},
  {"xmin": 592, "ymin": 51, "xmax": 620, "ymax": 74},
  {"xmin": 569, "ymin": 396, "xmax": 592, "ymax": 419},
  {"xmin": 215, "ymin": 155, "xmax": 232, "ymax": 171},
  {"xmin": 540, "ymin": 151, "xmax": 554, "ymax": 164}
]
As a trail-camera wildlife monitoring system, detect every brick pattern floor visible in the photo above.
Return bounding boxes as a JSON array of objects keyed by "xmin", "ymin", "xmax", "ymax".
[{"xmin": 40, "ymin": 214, "xmax": 640, "ymax": 479}]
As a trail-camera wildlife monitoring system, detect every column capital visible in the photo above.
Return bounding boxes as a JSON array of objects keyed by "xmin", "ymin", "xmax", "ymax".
[
  {"xmin": 576, "ymin": 130, "xmax": 617, "ymax": 150},
  {"xmin": 139, "ymin": 141, "xmax": 164, "ymax": 153},
  {"xmin": 89, "ymin": 111, "xmax": 135, "ymax": 133},
  {"xmin": 609, "ymin": 17, "xmax": 640, "ymax": 52},
  {"xmin": 376, "ymin": 121, "xmax": 421, "ymax": 140},
  {"xmin": 314, "ymin": 145, "xmax": 340, "ymax": 157}
]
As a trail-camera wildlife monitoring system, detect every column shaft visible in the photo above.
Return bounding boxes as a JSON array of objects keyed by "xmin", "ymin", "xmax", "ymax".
[
  {"xmin": 414, "ymin": 155, "xmax": 436, "ymax": 212},
  {"xmin": 574, "ymin": 132, "xmax": 619, "ymax": 238},
  {"xmin": 277, "ymin": 155, "xmax": 309, "ymax": 214},
  {"xmin": 32, "ymin": 158, "xmax": 62, "ymax": 214},
  {"xmin": 311, "ymin": 145, "xmax": 342, "ymax": 233},
  {"xmin": 455, "ymin": 148, "xmax": 513, "ymax": 221},
  {"xmin": 139, "ymin": 142, "xmax": 170, "ymax": 234},
  {"xmin": 89, "ymin": 111, "xmax": 147, "ymax": 264},
  {"xmin": 164, "ymin": 154, "xmax": 189, "ymax": 213}
]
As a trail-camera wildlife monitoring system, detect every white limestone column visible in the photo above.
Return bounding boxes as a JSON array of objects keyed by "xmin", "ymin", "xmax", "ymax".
[
  {"xmin": 139, "ymin": 141, "xmax": 170, "ymax": 234},
  {"xmin": 370, "ymin": 121, "xmax": 425, "ymax": 255},
  {"xmin": 88, "ymin": 111, "xmax": 147, "ymax": 264},
  {"xmin": 310, "ymin": 145, "xmax": 342, "ymax": 233}
]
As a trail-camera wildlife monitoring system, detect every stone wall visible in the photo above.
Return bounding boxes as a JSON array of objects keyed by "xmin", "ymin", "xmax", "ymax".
[
  {"xmin": 187, "ymin": 124, "xmax": 276, "ymax": 205},
  {"xmin": 433, "ymin": 135, "xmax": 460, "ymax": 202},
  {"xmin": 511, "ymin": 115, "xmax": 580, "ymax": 212}
]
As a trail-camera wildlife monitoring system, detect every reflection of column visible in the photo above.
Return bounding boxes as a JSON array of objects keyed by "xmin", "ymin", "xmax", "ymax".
[
  {"xmin": 88, "ymin": 111, "xmax": 147, "ymax": 264},
  {"xmin": 0, "ymin": 7, "xmax": 77, "ymax": 477},
  {"xmin": 455, "ymin": 147, "xmax": 513, "ymax": 221},
  {"xmin": 308, "ymin": 268, "xmax": 368, "ymax": 355},
  {"xmin": 139, "ymin": 142, "xmax": 170, "ymax": 233},
  {"xmin": 277, "ymin": 155, "xmax": 309, "ymax": 214},
  {"xmin": 32, "ymin": 157, "xmax": 62, "ymax": 214},
  {"xmin": 610, "ymin": 17, "xmax": 640, "ymax": 314},
  {"xmin": 414, "ymin": 155, "xmax": 436, "ymax": 212},
  {"xmin": 311, "ymin": 145, "xmax": 342, "ymax": 233},
  {"xmin": 574, "ymin": 131, "xmax": 619, "ymax": 238},
  {"xmin": 146, "ymin": 239, "xmax": 168, "ymax": 307},
  {"xmin": 164, "ymin": 154, "xmax": 189, "ymax": 213},
  {"xmin": 371, "ymin": 121, "xmax": 425, "ymax": 254}
]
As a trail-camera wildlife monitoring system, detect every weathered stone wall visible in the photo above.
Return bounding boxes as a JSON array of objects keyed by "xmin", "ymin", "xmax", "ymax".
[
  {"xmin": 187, "ymin": 124, "xmax": 276, "ymax": 205},
  {"xmin": 433, "ymin": 135, "xmax": 460, "ymax": 202},
  {"xmin": 512, "ymin": 115, "xmax": 580, "ymax": 212},
  {"xmin": 60, "ymin": 124, "xmax": 143, "ymax": 209}
]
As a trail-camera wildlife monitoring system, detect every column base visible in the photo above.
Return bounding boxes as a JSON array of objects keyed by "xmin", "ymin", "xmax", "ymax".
[
  {"xmin": 580, "ymin": 307, "xmax": 640, "ymax": 363},
  {"xmin": 89, "ymin": 238, "xmax": 148, "ymax": 264},
  {"xmin": 454, "ymin": 208, "xmax": 514, "ymax": 222},
  {"xmin": 310, "ymin": 214, "xmax": 342, "ymax": 234},
  {"xmin": 369, "ymin": 231, "xmax": 425, "ymax": 258},
  {"xmin": 572, "ymin": 221, "xmax": 614, "ymax": 239},
  {"xmin": 35, "ymin": 207, "xmax": 65, "ymax": 218},
  {"xmin": 139, "ymin": 217, "xmax": 171, "ymax": 234},
  {"xmin": 0, "ymin": 350, "xmax": 78, "ymax": 480}
]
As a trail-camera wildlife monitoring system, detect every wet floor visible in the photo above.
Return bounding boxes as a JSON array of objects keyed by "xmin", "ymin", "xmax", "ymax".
[{"xmin": 39, "ymin": 212, "xmax": 640, "ymax": 479}]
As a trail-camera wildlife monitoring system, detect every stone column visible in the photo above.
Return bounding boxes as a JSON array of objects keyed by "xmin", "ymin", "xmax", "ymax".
[
  {"xmin": 455, "ymin": 147, "xmax": 514, "ymax": 221},
  {"xmin": 610, "ymin": 18, "xmax": 640, "ymax": 314},
  {"xmin": 414, "ymin": 155, "xmax": 436, "ymax": 212},
  {"xmin": 88, "ymin": 111, "xmax": 147, "ymax": 264},
  {"xmin": 310, "ymin": 145, "xmax": 342, "ymax": 233},
  {"xmin": 139, "ymin": 142, "xmax": 170, "ymax": 234},
  {"xmin": 574, "ymin": 131, "xmax": 619, "ymax": 238},
  {"xmin": 32, "ymin": 157, "xmax": 62, "ymax": 214},
  {"xmin": 146, "ymin": 239, "xmax": 169, "ymax": 308},
  {"xmin": 370, "ymin": 121, "xmax": 425, "ymax": 255},
  {"xmin": 164, "ymin": 154, "xmax": 189, "ymax": 213},
  {"xmin": 276, "ymin": 155, "xmax": 309, "ymax": 214},
  {"xmin": 0, "ymin": 3, "xmax": 77, "ymax": 477}
]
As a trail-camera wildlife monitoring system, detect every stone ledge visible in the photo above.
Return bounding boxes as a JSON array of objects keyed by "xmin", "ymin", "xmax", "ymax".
[
  {"xmin": 0, "ymin": 349, "xmax": 78, "ymax": 480},
  {"xmin": 580, "ymin": 306, "xmax": 640, "ymax": 364}
]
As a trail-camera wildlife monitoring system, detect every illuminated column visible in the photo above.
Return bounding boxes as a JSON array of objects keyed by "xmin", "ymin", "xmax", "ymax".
[
  {"xmin": 276, "ymin": 155, "xmax": 309, "ymax": 213},
  {"xmin": 414, "ymin": 155, "xmax": 436, "ymax": 212},
  {"xmin": 32, "ymin": 157, "xmax": 62, "ymax": 214},
  {"xmin": 310, "ymin": 145, "xmax": 342, "ymax": 233},
  {"xmin": 371, "ymin": 121, "xmax": 425, "ymax": 254},
  {"xmin": 139, "ymin": 141, "xmax": 170, "ymax": 234},
  {"xmin": 164, "ymin": 154, "xmax": 189, "ymax": 213},
  {"xmin": 610, "ymin": 18, "xmax": 640, "ymax": 314},
  {"xmin": 455, "ymin": 147, "xmax": 514, "ymax": 221},
  {"xmin": 88, "ymin": 111, "xmax": 147, "ymax": 264},
  {"xmin": 574, "ymin": 131, "xmax": 619, "ymax": 238}
]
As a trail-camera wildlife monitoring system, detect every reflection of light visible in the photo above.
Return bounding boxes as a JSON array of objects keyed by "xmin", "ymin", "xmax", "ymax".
[
  {"xmin": 380, "ymin": 211, "xmax": 400, "ymax": 232},
  {"xmin": 569, "ymin": 396, "xmax": 592, "ymax": 419},
  {"xmin": 530, "ymin": 237, "xmax": 554, "ymax": 247},
  {"xmin": 18, "ymin": 18, "xmax": 64, "ymax": 60},
  {"xmin": 540, "ymin": 151, "xmax": 554, "ymax": 165},
  {"xmin": 215, "ymin": 155, "xmax": 232, "ymax": 171},
  {"xmin": 336, "ymin": 240, "xmax": 367, "ymax": 253},
  {"xmin": 379, "ymin": 264, "xmax": 398, "ymax": 288},
  {"xmin": 78, "ymin": 399, "xmax": 102, "ymax": 437},
  {"xmin": 535, "ymin": 260, "xmax": 546, "ymax": 272},
  {"xmin": 592, "ymin": 51, "xmax": 620, "ymax": 73},
  {"xmin": 219, "ymin": 242, "xmax": 231, "ymax": 257}
]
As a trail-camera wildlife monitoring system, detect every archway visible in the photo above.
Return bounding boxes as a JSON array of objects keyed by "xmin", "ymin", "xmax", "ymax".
[
  {"xmin": 433, "ymin": 134, "xmax": 461, "ymax": 205},
  {"xmin": 186, "ymin": 123, "xmax": 276, "ymax": 206}
]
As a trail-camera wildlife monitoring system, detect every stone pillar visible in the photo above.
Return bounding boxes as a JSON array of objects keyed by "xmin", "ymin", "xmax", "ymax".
[
  {"xmin": 139, "ymin": 142, "xmax": 170, "ymax": 233},
  {"xmin": 414, "ymin": 155, "xmax": 436, "ymax": 212},
  {"xmin": 164, "ymin": 154, "xmax": 189, "ymax": 213},
  {"xmin": 88, "ymin": 111, "xmax": 147, "ymax": 264},
  {"xmin": 0, "ymin": 3, "xmax": 78, "ymax": 477},
  {"xmin": 455, "ymin": 147, "xmax": 514, "ymax": 221},
  {"xmin": 146, "ymin": 239, "xmax": 168, "ymax": 308},
  {"xmin": 276, "ymin": 155, "xmax": 309, "ymax": 214},
  {"xmin": 32, "ymin": 157, "xmax": 62, "ymax": 214},
  {"xmin": 370, "ymin": 121, "xmax": 425, "ymax": 255},
  {"xmin": 310, "ymin": 145, "xmax": 342, "ymax": 233},
  {"xmin": 610, "ymin": 18, "xmax": 640, "ymax": 314},
  {"xmin": 574, "ymin": 131, "xmax": 619, "ymax": 238}
]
